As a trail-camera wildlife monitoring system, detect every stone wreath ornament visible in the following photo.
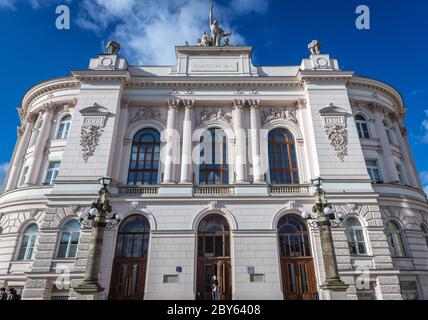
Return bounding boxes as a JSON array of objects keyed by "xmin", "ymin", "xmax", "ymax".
[
  {"xmin": 325, "ymin": 125, "xmax": 348, "ymax": 161},
  {"xmin": 80, "ymin": 124, "xmax": 103, "ymax": 162}
]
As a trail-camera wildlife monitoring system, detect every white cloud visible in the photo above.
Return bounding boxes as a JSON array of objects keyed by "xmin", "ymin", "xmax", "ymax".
[
  {"xmin": 76, "ymin": 0, "xmax": 269, "ymax": 65},
  {"xmin": 0, "ymin": 162, "xmax": 9, "ymax": 192},
  {"xmin": 0, "ymin": 0, "xmax": 71, "ymax": 10},
  {"xmin": 410, "ymin": 89, "xmax": 424, "ymax": 96},
  {"xmin": 0, "ymin": 0, "xmax": 16, "ymax": 9},
  {"xmin": 230, "ymin": 0, "xmax": 269, "ymax": 14}
]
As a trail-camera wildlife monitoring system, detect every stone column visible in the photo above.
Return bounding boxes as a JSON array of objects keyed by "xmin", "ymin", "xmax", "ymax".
[
  {"xmin": 25, "ymin": 106, "xmax": 54, "ymax": 185},
  {"xmin": 249, "ymin": 99, "xmax": 264, "ymax": 183},
  {"xmin": 233, "ymin": 99, "xmax": 247, "ymax": 183},
  {"xmin": 391, "ymin": 116, "xmax": 418, "ymax": 186},
  {"xmin": 163, "ymin": 99, "xmax": 179, "ymax": 184},
  {"xmin": 5, "ymin": 121, "xmax": 33, "ymax": 190},
  {"xmin": 370, "ymin": 105, "xmax": 399, "ymax": 183},
  {"xmin": 112, "ymin": 99, "xmax": 130, "ymax": 184},
  {"xmin": 180, "ymin": 99, "xmax": 195, "ymax": 184}
]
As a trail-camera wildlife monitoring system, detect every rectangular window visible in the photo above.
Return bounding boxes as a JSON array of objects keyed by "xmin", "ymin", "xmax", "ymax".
[
  {"xmin": 395, "ymin": 163, "xmax": 406, "ymax": 184},
  {"xmin": 17, "ymin": 166, "xmax": 29, "ymax": 187},
  {"xmin": 50, "ymin": 288, "xmax": 70, "ymax": 301},
  {"xmin": 357, "ymin": 282, "xmax": 376, "ymax": 300},
  {"xmin": 44, "ymin": 161, "xmax": 61, "ymax": 185},
  {"xmin": 365, "ymin": 160, "xmax": 382, "ymax": 183},
  {"xmin": 400, "ymin": 281, "xmax": 418, "ymax": 300}
]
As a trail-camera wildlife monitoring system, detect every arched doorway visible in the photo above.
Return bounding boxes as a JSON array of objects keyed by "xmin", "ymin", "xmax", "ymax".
[
  {"xmin": 109, "ymin": 215, "xmax": 150, "ymax": 300},
  {"xmin": 277, "ymin": 214, "xmax": 317, "ymax": 300},
  {"xmin": 196, "ymin": 214, "xmax": 232, "ymax": 300}
]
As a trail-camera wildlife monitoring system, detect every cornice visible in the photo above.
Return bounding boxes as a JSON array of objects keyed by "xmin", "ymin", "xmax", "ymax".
[
  {"xmin": 348, "ymin": 77, "xmax": 404, "ymax": 111},
  {"xmin": 22, "ymin": 78, "xmax": 80, "ymax": 113},
  {"xmin": 125, "ymin": 79, "xmax": 303, "ymax": 89},
  {"xmin": 71, "ymin": 70, "xmax": 131, "ymax": 82}
]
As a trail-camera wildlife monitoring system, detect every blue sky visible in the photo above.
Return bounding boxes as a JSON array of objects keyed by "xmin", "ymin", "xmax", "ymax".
[{"xmin": 0, "ymin": 0, "xmax": 427, "ymax": 193}]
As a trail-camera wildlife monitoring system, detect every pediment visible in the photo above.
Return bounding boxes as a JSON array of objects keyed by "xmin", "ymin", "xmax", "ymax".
[
  {"xmin": 79, "ymin": 103, "xmax": 112, "ymax": 116},
  {"xmin": 319, "ymin": 103, "xmax": 348, "ymax": 115}
]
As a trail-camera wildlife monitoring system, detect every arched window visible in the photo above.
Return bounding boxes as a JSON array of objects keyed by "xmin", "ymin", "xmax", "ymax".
[
  {"xmin": 128, "ymin": 128, "xmax": 161, "ymax": 185},
  {"xmin": 115, "ymin": 215, "xmax": 150, "ymax": 258},
  {"xmin": 198, "ymin": 214, "xmax": 230, "ymax": 258},
  {"xmin": 268, "ymin": 128, "xmax": 299, "ymax": 185},
  {"xmin": 277, "ymin": 215, "xmax": 310, "ymax": 257},
  {"xmin": 383, "ymin": 119, "xmax": 394, "ymax": 144},
  {"xmin": 386, "ymin": 221, "xmax": 406, "ymax": 257},
  {"xmin": 199, "ymin": 128, "xmax": 229, "ymax": 185},
  {"xmin": 17, "ymin": 224, "xmax": 38, "ymax": 261},
  {"xmin": 355, "ymin": 114, "xmax": 370, "ymax": 139},
  {"xmin": 57, "ymin": 220, "xmax": 80, "ymax": 258},
  {"xmin": 29, "ymin": 120, "xmax": 43, "ymax": 146},
  {"xmin": 421, "ymin": 224, "xmax": 428, "ymax": 248},
  {"xmin": 56, "ymin": 115, "xmax": 72, "ymax": 140},
  {"xmin": 345, "ymin": 217, "xmax": 367, "ymax": 255}
]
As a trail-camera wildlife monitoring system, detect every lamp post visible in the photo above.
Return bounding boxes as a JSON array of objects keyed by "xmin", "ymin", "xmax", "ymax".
[
  {"xmin": 301, "ymin": 176, "xmax": 349, "ymax": 300},
  {"xmin": 74, "ymin": 177, "xmax": 123, "ymax": 297}
]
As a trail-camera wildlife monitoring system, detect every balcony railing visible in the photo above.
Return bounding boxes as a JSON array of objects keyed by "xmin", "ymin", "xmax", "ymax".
[
  {"xmin": 118, "ymin": 185, "xmax": 160, "ymax": 196},
  {"xmin": 193, "ymin": 185, "xmax": 235, "ymax": 196},
  {"xmin": 269, "ymin": 184, "xmax": 311, "ymax": 195}
]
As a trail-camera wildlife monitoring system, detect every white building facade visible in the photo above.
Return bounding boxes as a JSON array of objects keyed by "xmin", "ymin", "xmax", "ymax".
[{"xmin": 0, "ymin": 43, "xmax": 427, "ymax": 300}]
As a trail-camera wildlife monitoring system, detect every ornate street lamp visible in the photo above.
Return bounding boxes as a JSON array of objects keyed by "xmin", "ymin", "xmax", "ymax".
[
  {"xmin": 301, "ymin": 176, "xmax": 349, "ymax": 299},
  {"xmin": 74, "ymin": 176, "xmax": 123, "ymax": 296}
]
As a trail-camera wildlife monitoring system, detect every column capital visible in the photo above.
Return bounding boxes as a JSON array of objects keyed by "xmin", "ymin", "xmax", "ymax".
[
  {"xmin": 233, "ymin": 99, "xmax": 247, "ymax": 109},
  {"xmin": 17, "ymin": 126, "xmax": 25, "ymax": 136},
  {"xmin": 121, "ymin": 98, "xmax": 130, "ymax": 109},
  {"xmin": 181, "ymin": 99, "xmax": 196, "ymax": 109},
  {"xmin": 296, "ymin": 98, "xmax": 307, "ymax": 109},
  {"xmin": 168, "ymin": 98, "xmax": 180, "ymax": 110},
  {"xmin": 368, "ymin": 102, "xmax": 383, "ymax": 112},
  {"xmin": 248, "ymin": 99, "xmax": 260, "ymax": 109}
]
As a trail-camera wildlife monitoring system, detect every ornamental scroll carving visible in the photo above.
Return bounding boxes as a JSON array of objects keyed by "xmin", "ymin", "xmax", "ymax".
[
  {"xmin": 262, "ymin": 107, "xmax": 298, "ymax": 125},
  {"xmin": 129, "ymin": 107, "xmax": 166, "ymax": 125},
  {"xmin": 324, "ymin": 125, "xmax": 348, "ymax": 161},
  {"xmin": 80, "ymin": 125, "xmax": 103, "ymax": 162},
  {"xmin": 320, "ymin": 104, "xmax": 348, "ymax": 162},
  {"xmin": 79, "ymin": 103, "xmax": 111, "ymax": 162}
]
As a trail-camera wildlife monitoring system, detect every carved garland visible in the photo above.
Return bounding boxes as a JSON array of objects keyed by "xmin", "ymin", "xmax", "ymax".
[
  {"xmin": 80, "ymin": 124, "xmax": 103, "ymax": 162},
  {"xmin": 324, "ymin": 125, "xmax": 348, "ymax": 161}
]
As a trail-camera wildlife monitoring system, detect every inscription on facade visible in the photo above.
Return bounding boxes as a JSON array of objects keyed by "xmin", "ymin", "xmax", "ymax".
[
  {"xmin": 323, "ymin": 116, "xmax": 345, "ymax": 126},
  {"xmin": 190, "ymin": 61, "xmax": 238, "ymax": 72},
  {"xmin": 83, "ymin": 116, "xmax": 105, "ymax": 126}
]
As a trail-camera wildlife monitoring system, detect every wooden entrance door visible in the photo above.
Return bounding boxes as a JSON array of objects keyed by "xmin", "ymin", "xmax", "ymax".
[
  {"xmin": 280, "ymin": 257, "xmax": 316, "ymax": 300},
  {"xmin": 109, "ymin": 258, "xmax": 147, "ymax": 300},
  {"xmin": 108, "ymin": 215, "xmax": 150, "ymax": 300},
  {"xmin": 196, "ymin": 214, "xmax": 232, "ymax": 300},
  {"xmin": 277, "ymin": 214, "xmax": 318, "ymax": 300},
  {"xmin": 197, "ymin": 258, "xmax": 231, "ymax": 300}
]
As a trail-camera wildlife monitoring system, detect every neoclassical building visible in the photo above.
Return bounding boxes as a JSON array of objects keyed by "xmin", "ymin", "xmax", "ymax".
[{"xmin": 0, "ymin": 39, "xmax": 427, "ymax": 300}]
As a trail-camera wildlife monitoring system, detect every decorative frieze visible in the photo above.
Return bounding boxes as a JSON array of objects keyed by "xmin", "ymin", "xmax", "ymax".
[
  {"xmin": 262, "ymin": 107, "xmax": 298, "ymax": 125},
  {"xmin": 200, "ymin": 108, "xmax": 232, "ymax": 125},
  {"xmin": 129, "ymin": 107, "xmax": 166, "ymax": 125}
]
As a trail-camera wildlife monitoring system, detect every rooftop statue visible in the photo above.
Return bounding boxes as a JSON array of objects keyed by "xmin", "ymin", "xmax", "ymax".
[
  {"xmin": 106, "ymin": 40, "xmax": 120, "ymax": 54},
  {"xmin": 195, "ymin": 0, "xmax": 232, "ymax": 47},
  {"xmin": 308, "ymin": 40, "xmax": 321, "ymax": 54}
]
